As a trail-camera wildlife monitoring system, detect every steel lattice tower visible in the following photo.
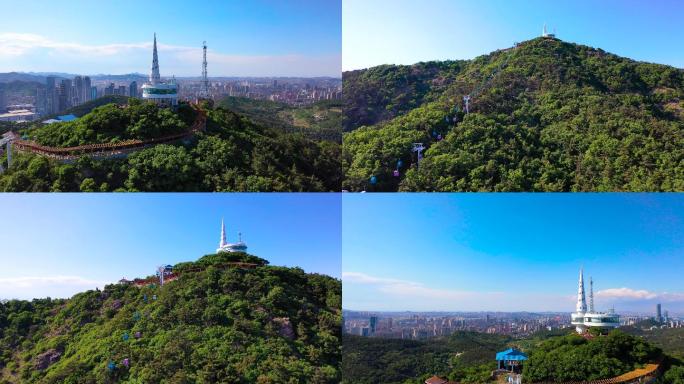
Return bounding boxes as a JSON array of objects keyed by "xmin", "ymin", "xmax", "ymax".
[{"xmin": 199, "ymin": 41, "xmax": 210, "ymax": 99}]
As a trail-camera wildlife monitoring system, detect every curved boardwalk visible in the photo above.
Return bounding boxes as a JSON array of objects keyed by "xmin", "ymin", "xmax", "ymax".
[
  {"xmin": 11, "ymin": 106, "xmax": 207, "ymax": 161},
  {"xmin": 532, "ymin": 362, "xmax": 660, "ymax": 384}
]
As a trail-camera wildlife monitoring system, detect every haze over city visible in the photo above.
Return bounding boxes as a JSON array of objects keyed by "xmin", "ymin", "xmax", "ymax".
[
  {"xmin": 0, "ymin": 0, "xmax": 341, "ymax": 77},
  {"xmin": 343, "ymin": 194, "xmax": 684, "ymax": 315}
]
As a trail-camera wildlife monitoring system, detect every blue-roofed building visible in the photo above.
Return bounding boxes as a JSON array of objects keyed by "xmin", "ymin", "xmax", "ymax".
[
  {"xmin": 496, "ymin": 348, "xmax": 528, "ymax": 373},
  {"xmin": 57, "ymin": 114, "xmax": 77, "ymax": 122}
]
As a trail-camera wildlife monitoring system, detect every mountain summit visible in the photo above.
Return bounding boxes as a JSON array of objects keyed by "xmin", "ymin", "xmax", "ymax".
[
  {"xmin": 343, "ymin": 37, "xmax": 684, "ymax": 192},
  {"xmin": 0, "ymin": 252, "xmax": 341, "ymax": 383}
]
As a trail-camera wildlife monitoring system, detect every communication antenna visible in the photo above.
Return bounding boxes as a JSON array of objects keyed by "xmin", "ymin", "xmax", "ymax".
[
  {"xmin": 199, "ymin": 41, "xmax": 210, "ymax": 99},
  {"xmin": 589, "ymin": 277, "xmax": 594, "ymax": 312}
]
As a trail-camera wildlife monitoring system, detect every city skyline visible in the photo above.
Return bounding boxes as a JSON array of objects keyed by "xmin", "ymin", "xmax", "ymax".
[
  {"xmin": 0, "ymin": 0, "xmax": 341, "ymax": 77},
  {"xmin": 0, "ymin": 194, "xmax": 341, "ymax": 300},
  {"xmin": 343, "ymin": 0, "xmax": 684, "ymax": 71},
  {"xmin": 343, "ymin": 194, "xmax": 684, "ymax": 314}
]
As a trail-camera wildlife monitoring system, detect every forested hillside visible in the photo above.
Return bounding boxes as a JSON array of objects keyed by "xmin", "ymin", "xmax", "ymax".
[
  {"xmin": 0, "ymin": 99, "xmax": 341, "ymax": 192},
  {"xmin": 343, "ymin": 37, "xmax": 684, "ymax": 192},
  {"xmin": 342, "ymin": 329, "xmax": 684, "ymax": 384},
  {"xmin": 0, "ymin": 252, "xmax": 341, "ymax": 383},
  {"xmin": 219, "ymin": 97, "xmax": 342, "ymax": 142},
  {"xmin": 342, "ymin": 332, "xmax": 510, "ymax": 384}
]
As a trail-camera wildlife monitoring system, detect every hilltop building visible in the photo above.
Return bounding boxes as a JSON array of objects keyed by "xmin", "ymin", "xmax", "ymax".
[
  {"xmin": 542, "ymin": 23, "xmax": 556, "ymax": 38},
  {"xmin": 141, "ymin": 33, "xmax": 178, "ymax": 107},
  {"xmin": 570, "ymin": 267, "xmax": 620, "ymax": 334},
  {"xmin": 496, "ymin": 348, "xmax": 528, "ymax": 373},
  {"xmin": 216, "ymin": 219, "xmax": 248, "ymax": 253}
]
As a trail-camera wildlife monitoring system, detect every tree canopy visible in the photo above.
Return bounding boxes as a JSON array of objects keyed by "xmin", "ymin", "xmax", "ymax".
[
  {"xmin": 0, "ymin": 99, "xmax": 341, "ymax": 192},
  {"xmin": 0, "ymin": 253, "xmax": 341, "ymax": 383},
  {"xmin": 343, "ymin": 37, "xmax": 684, "ymax": 192}
]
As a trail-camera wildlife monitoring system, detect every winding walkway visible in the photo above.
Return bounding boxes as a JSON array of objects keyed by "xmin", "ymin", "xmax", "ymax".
[{"xmin": 10, "ymin": 106, "xmax": 206, "ymax": 161}]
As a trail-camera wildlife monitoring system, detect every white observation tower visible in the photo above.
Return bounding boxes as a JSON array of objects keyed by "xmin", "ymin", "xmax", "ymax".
[
  {"xmin": 570, "ymin": 267, "xmax": 620, "ymax": 334},
  {"xmin": 141, "ymin": 33, "xmax": 178, "ymax": 107},
  {"xmin": 216, "ymin": 218, "xmax": 248, "ymax": 253}
]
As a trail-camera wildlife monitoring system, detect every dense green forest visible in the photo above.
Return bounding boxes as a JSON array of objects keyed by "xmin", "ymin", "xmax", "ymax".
[
  {"xmin": 624, "ymin": 326, "xmax": 684, "ymax": 359},
  {"xmin": 218, "ymin": 97, "xmax": 342, "ymax": 142},
  {"xmin": 342, "ymin": 332, "xmax": 510, "ymax": 384},
  {"xmin": 0, "ymin": 98, "xmax": 341, "ymax": 192},
  {"xmin": 342, "ymin": 37, "xmax": 684, "ymax": 191},
  {"xmin": 0, "ymin": 252, "xmax": 341, "ymax": 383},
  {"xmin": 44, "ymin": 95, "xmax": 130, "ymax": 119},
  {"xmin": 523, "ymin": 331, "xmax": 661, "ymax": 382},
  {"xmin": 342, "ymin": 329, "xmax": 684, "ymax": 384}
]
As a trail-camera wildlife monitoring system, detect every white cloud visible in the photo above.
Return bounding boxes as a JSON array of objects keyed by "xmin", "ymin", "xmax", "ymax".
[
  {"xmin": 0, "ymin": 33, "xmax": 151, "ymax": 56},
  {"xmin": 596, "ymin": 287, "xmax": 684, "ymax": 302},
  {"xmin": 0, "ymin": 276, "xmax": 108, "ymax": 300},
  {"xmin": 0, "ymin": 33, "xmax": 341, "ymax": 77},
  {"xmin": 343, "ymin": 271, "xmax": 503, "ymax": 301}
]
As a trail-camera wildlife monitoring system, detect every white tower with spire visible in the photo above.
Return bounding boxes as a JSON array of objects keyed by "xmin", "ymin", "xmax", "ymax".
[
  {"xmin": 150, "ymin": 33, "xmax": 161, "ymax": 85},
  {"xmin": 219, "ymin": 218, "xmax": 227, "ymax": 249},
  {"xmin": 576, "ymin": 267, "xmax": 587, "ymax": 314},
  {"xmin": 216, "ymin": 219, "xmax": 248, "ymax": 253},
  {"xmin": 142, "ymin": 33, "xmax": 178, "ymax": 107},
  {"xmin": 571, "ymin": 267, "xmax": 620, "ymax": 334}
]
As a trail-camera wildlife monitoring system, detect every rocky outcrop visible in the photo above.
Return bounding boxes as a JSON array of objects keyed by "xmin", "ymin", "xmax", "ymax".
[
  {"xmin": 34, "ymin": 349, "xmax": 62, "ymax": 370},
  {"xmin": 272, "ymin": 317, "xmax": 294, "ymax": 340}
]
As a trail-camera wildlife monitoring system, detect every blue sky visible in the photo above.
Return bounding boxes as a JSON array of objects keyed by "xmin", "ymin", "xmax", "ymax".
[
  {"xmin": 0, "ymin": 0, "xmax": 341, "ymax": 77},
  {"xmin": 343, "ymin": 194, "xmax": 684, "ymax": 315},
  {"xmin": 343, "ymin": 0, "xmax": 684, "ymax": 71},
  {"xmin": 0, "ymin": 194, "xmax": 341, "ymax": 300}
]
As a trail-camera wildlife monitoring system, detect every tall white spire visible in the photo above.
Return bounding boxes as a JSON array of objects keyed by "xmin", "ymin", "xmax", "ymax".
[
  {"xmin": 219, "ymin": 218, "xmax": 227, "ymax": 248},
  {"xmin": 576, "ymin": 267, "xmax": 587, "ymax": 313},
  {"xmin": 589, "ymin": 277, "xmax": 594, "ymax": 312},
  {"xmin": 150, "ymin": 33, "xmax": 161, "ymax": 85}
]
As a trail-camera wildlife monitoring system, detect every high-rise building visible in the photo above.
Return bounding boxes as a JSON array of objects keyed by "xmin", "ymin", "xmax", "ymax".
[
  {"xmin": 73, "ymin": 76, "xmax": 83, "ymax": 106},
  {"xmin": 58, "ymin": 79, "xmax": 72, "ymax": 112},
  {"xmin": 118, "ymin": 85, "xmax": 127, "ymax": 96},
  {"xmin": 657, "ymin": 304, "xmax": 662, "ymax": 323},
  {"xmin": 90, "ymin": 86, "xmax": 98, "ymax": 100},
  {"xmin": 369, "ymin": 316, "xmax": 378, "ymax": 335},
  {"xmin": 104, "ymin": 83, "xmax": 115, "ymax": 96},
  {"xmin": 0, "ymin": 88, "xmax": 6, "ymax": 112},
  {"xmin": 35, "ymin": 88, "xmax": 47, "ymax": 116},
  {"xmin": 83, "ymin": 76, "xmax": 92, "ymax": 103},
  {"xmin": 129, "ymin": 81, "xmax": 138, "ymax": 98},
  {"xmin": 46, "ymin": 76, "xmax": 57, "ymax": 114}
]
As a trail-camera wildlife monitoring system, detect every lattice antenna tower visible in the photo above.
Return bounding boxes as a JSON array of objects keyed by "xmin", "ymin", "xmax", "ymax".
[{"xmin": 200, "ymin": 41, "xmax": 210, "ymax": 99}]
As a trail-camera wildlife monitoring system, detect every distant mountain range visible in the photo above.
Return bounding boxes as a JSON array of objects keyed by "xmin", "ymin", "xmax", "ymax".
[{"xmin": 0, "ymin": 72, "xmax": 341, "ymax": 84}]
